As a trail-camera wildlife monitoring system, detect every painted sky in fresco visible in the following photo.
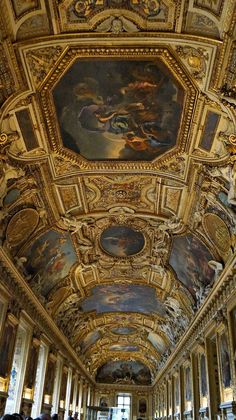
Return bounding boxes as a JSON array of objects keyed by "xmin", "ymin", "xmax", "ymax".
[
  {"xmin": 100, "ymin": 225, "xmax": 145, "ymax": 257},
  {"xmin": 148, "ymin": 332, "xmax": 167, "ymax": 352},
  {"xmin": 80, "ymin": 284, "xmax": 166, "ymax": 316},
  {"xmin": 25, "ymin": 230, "xmax": 77, "ymax": 297},
  {"xmin": 79, "ymin": 330, "xmax": 101, "ymax": 353},
  {"xmin": 169, "ymin": 234, "xmax": 215, "ymax": 295},
  {"xmin": 109, "ymin": 344, "xmax": 139, "ymax": 352},
  {"xmin": 96, "ymin": 360, "xmax": 152, "ymax": 385},
  {"xmin": 53, "ymin": 59, "xmax": 184, "ymax": 161},
  {"xmin": 111, "ymin": 327, "xmax": 136, "ymax": 335}
]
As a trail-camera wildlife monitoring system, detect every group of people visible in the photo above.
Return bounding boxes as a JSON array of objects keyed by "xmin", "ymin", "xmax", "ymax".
[{"xmin": 1, "ymin": 414, "xmax": 76, "ymax": 420}]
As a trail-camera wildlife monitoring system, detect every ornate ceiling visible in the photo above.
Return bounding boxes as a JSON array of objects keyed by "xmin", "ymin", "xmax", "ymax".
[{"xmin": 0, "ymin": 0, "xmax": 236, "ymax": 387}]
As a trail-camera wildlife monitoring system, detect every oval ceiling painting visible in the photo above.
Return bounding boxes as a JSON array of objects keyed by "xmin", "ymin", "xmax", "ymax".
[
  {"xmin": 96, "ymin": 360, "xmax": 152, "ymax": 385},
  {"xmin": 100, "ymin": 225, "xmax": 145, "ymax": 257},
  {"xmin": 53, "ymin": 59, "xmax": 184, "ymax": 161}
]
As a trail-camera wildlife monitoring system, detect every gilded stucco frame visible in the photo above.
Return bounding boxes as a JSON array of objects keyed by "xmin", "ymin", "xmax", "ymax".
[{"xmin": 39, "ymin": 44, "xmax": 198, "ymax": 172}]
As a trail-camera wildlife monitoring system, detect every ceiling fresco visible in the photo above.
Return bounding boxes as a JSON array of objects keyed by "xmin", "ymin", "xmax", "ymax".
[
  {"xmin": 24, "ymin": 230, "xmax": 78, "ymax": 299},
  {"xmin": 53, "ymin": 59, "xmax": 184, "ymax": 161},
  {"xmin": 80, "ymin": 284, "xmax": 166, "ymax": 316},
  {"xmin": 169, "ymin": 234, "xmax": 216, "ymax": 296},
  {"xmin": 0, "ymin": 0, "xmax": 235, "ymax": 386},
  {"xmin": 100, "ymin": 225, "xmax": 145, "ymax": 257},
  {"xmin": 96, "ymin": 360, "xmax": 152, "ymax": 385}
]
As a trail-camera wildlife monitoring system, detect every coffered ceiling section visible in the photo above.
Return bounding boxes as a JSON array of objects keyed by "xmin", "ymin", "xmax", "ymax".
[{"xmin": 0, "ymin": 0, "xmax": 235, "ymax": 386}]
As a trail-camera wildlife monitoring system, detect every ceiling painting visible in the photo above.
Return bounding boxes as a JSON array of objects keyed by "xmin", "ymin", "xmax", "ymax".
[
  {"xmin": 147, "ymin": 332, "xmax": 167, "ymax": 352},
  {"xmin": 109, "ymin": 344, "xmax": 140, "ymax": 352},
  {"xmin": 24, "ymin": 230, "xmax": 77, "ymax": 298},
  {"xmin": 217, "ymin": 192, "xmax": 236, "ymax": 216},
  {"xmin": 6, "ymin": 208, "xmax": 39, "ymax": 247},
  {"xmin": 100, "ymin": 225, "xmax": 145, "ymax": 257},
  {"xmin": 169, "ymin": 234, "xmax": 216, "ymax": 297},
  {"xmin": 15, "ymin": 108, "xmax": 40, "ymax": 152},
  {"xmin": 79, "ymin": 330, "xmax": 101, "ymax": 353},
  {"xmin": 198, "ymin": 111, "xmax": 221, "ymax": 152},
  {"xmin": 53, "ymin": 59, "xmax": 184, "ymax": 161},
  {"xmin": 96, "ymin": 360, "xmax": 152, "ymax": 385},
  {"xmin": 81, "ymin": 284, "xmax": 166, "ymax": 316},
  {"xmin": 0, "ymin": 0, "xmax": 235, "ymax": 388},
  {"xmin": 111, "ymin": 327, "xmax": 137, "ymax": 335},
  {"xmin": 3, "ymin": 189, "xmax": 21, "ymax": 206}
]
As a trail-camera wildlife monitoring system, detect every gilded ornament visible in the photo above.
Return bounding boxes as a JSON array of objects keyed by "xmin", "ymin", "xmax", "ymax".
[
  {"xmin": 26, "ymin": 46, "xmax": 63, "ymax": 87},
  {"xmin": 193, "ymin": 0, "xmax": 224, "ymax": 17},
  {"xmin": 203, "ymin": 213, "xmax": 231, "ymax": 254},
  {"xmin": 39, "ymin": 45, "xmax": 197, "ymax": 172},
  {"xmin": 175, "ymin": 46, "xmax": 208, "ymax": 81},
  {"xmin": 6, "ymin": 208, "xmax": 39, "ymax": 246},
  {"xmin": 0, "ymin": 133, "xmax": 8, "ymax": 145}
]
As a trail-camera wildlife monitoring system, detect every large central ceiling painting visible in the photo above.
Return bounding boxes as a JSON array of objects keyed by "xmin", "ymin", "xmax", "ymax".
[{"xmin": 53, "ymin": 59, "xmax": 184, "ymax": 160}]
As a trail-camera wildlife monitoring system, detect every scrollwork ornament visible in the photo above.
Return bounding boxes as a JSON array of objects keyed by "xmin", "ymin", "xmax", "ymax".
[
  {"xmin": 0, "ymin": 133, "xmax": 8, "ymax": 146},
  {"xmin": 175, "ymin": 46, "xmax": 208, "ymax": 81}
]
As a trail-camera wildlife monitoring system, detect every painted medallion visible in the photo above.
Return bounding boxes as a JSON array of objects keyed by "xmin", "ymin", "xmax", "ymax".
[
  {"xmin": 109, "ymin": 344, "xmax": 139, "ymax": 352},
  {"xmin": 203, "ymin": 213, "xmax": 231, "ymax": 254},
  {"xmin": 6, "ymin": 209, "xmax": 39, "ymax": 246},
  {"xmin": 100, "ymin": 225, "xmax": 145, "ymax": 257},
  {"xmin": 24, "ymin": 230, "xmax": 77, "ymax": 297}
]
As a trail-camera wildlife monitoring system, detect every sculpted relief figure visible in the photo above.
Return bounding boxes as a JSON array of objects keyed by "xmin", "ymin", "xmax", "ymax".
[
  {"xmin": 193, "ymin": 283, "xmax": 212, "ymax": 309},
  {"xmin": 208, "ymin": 260, "xmax": 224, "ymax": 281},
  {"xmin": 61, "ymin": 215, "xmax": 94, "ymax": 234},
  {"xmin": 206, "ymin": 164, "xmax": 236, "ymax": 206},
  {"xmin": 158, "ymin": 216, "xmax": 183, "ymax": 233}
]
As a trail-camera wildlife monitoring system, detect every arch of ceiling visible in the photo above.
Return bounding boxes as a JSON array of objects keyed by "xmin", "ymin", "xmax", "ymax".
[{"xmin": 0, "ymin": 0, "xmax": 235, "ymax": 385}]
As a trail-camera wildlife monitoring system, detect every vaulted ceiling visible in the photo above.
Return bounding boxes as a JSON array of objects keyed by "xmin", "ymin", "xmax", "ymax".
[{"xmin": 0, "ymin": 0, "xmax": 236, "ymax": 387}]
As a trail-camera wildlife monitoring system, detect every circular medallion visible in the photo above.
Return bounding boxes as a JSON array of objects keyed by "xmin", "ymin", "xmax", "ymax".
[
  {"xmin": 100, "ymin": 225, "xmax": 145, "ymax": 257},
  {"xmin": 6, "ymin": 208, "xmax": 39, "ymax": 246},
  {"xmin": 203, "ymin": 213, "xmax": 231, "ymax": 254}
]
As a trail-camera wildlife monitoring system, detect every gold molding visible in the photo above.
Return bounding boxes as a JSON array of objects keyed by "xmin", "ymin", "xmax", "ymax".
[{"xmin": 38, "ymin": 44, "xmax": 198, "ymax": 172}]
